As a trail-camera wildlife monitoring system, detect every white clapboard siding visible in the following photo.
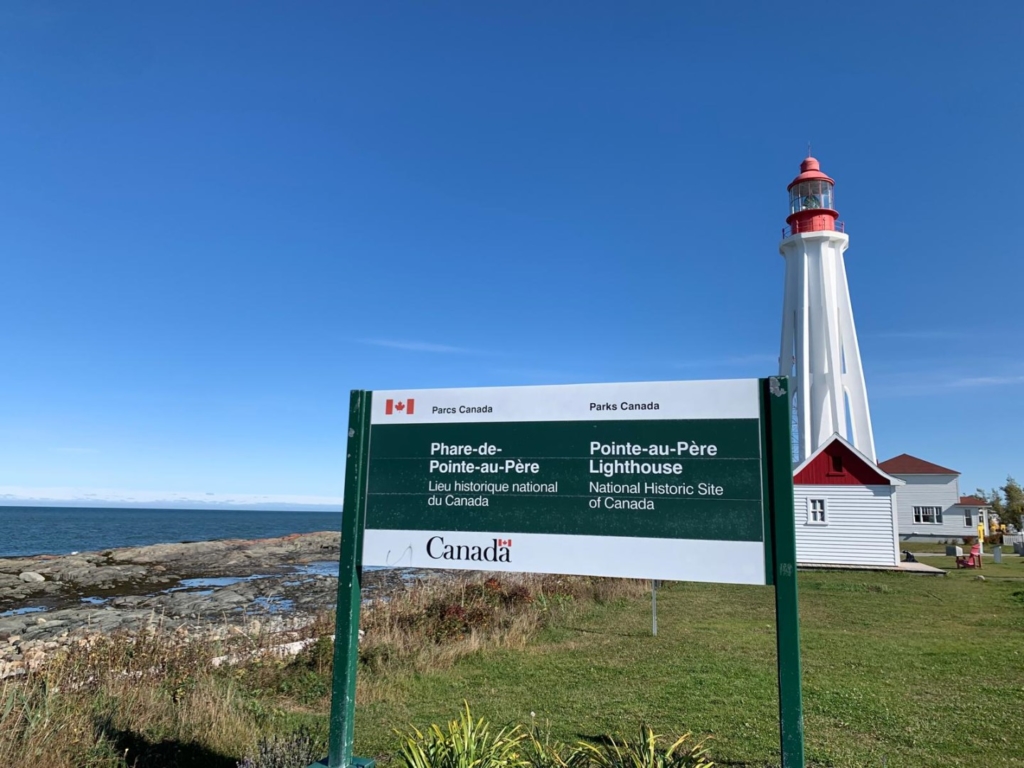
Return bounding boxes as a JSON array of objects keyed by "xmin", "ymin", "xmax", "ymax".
[
  {"xmin": 891, "ymin": 474, "xmax": 966, "ymax": 538},
  {"xmin": 793, "ymin": 485, "xmax": 898, "ymax": 567}
]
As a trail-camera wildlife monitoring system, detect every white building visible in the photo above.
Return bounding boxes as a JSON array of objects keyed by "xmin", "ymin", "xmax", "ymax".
[
  {"xmin": 877, "ymin": 454, "xmax": 992, "ymax": 541},
  {"xmin": 793, "ymin": 435, "xmax": 902, "ymax": 568}
]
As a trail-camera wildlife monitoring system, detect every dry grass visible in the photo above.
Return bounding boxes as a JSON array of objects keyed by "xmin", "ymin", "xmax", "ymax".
[
  {"xmin": 0, "ymin": 572, "xmax": 642, "ymax": 767},
  {"xmin": 0, "ymin": 627, "xmax": 265, "ymax": 768},
  {"xmin": 360, "ymin": 574, "xmax": 646, "ymax": 671}
]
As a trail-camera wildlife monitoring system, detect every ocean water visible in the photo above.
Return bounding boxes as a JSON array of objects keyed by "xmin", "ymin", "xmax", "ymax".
[{"xmin": 0, "ymin": 506, "xmax": 341, "ymax": 558}]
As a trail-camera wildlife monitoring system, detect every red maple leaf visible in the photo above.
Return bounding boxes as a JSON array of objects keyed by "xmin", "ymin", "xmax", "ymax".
[{"xmin": 395, "ymin": 401, "xmax": 405, "ymax": 411}]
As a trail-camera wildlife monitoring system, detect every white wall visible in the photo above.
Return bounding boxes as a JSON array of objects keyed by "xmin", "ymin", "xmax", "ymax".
[
  {"xmin": 955, "ymin": 506, "xmax": 989, "ymax": 536},
  {"xmin": 892, "ymin": 474, "xmax": 969, "ymax": 539},
  {"xmin": 794, "ymin": 484, "xmax": 898, "ymax": 567}
]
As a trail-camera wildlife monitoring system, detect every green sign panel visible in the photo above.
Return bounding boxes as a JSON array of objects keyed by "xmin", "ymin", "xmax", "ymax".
[
  {"xmin": 367, "ymin": 419, "xmax": 763, "ymax": 539},
  {"xmin": 362, "ymin": 380, "xmax": 769, "ymax": 584}
]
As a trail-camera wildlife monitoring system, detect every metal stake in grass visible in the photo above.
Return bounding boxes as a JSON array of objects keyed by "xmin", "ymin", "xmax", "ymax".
[{"xmin": 651, "ymin": 580, "xmax": 659, "ymax": 637}]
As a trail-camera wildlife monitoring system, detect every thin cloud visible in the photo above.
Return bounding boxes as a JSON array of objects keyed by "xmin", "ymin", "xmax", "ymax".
[
  {"xmin": 872, "ymin": 330, "xmax": 969, "ymax": 340},
  {"xmin": 674, "ymin": 353, "xmax": 778, "ymax": 369},
  {"xmin": 872, "ymin": 371, "xmax": 1024, "ymax": 397},
  {"xmin": 946, "ymin": 375, "xmax": 1024, "ymax": 388},
  {"xmin": 488, "ymin": 367, "xmax": 584, "ymax": 383},
  {"xmin": 360, "ymin": 338, "xmax": 477, "ymax": 354},
  {"xmin": 0, "ymin": 486, "xmax": 343, "ymax": 510}
]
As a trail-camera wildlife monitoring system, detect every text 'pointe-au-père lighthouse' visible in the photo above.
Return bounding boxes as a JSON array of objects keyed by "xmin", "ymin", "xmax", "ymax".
[{"xmin": 778, "ymin": 156, "xmax": 875, "ymax": 465}]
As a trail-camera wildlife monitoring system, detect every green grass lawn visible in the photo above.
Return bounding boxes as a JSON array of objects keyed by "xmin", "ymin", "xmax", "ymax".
[
  {"xmin": 900, "ymin": 540, "xmax": 1019, "ymax": 556},
  {"xmin": 348, "ymin": 559, "xmax": 1024, "ymax": 767},
  {"xmin": 899, "ymin": 541, "xmax": 958, "ymax": 553}
]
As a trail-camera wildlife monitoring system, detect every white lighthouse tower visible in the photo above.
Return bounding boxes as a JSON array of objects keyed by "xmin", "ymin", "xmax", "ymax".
[{"xmin": 779, "ymin": 156, "xmax": 876, "ymax": 464}]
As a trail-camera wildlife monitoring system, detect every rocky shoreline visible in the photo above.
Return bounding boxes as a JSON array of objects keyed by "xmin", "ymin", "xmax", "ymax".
[{"xmin": 0, "ymin": 532, "xmax": 415, "ymax": 679}]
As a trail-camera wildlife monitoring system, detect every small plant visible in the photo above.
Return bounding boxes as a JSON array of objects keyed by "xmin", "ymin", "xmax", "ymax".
[
  {"xmin": 358, "ymin": 642, "xmax": 394, "ymax": 672},
  {"xmin": 301, "ymin": 635, "xmax": 335, "ymax": 676},
  {"xmin": 424, "ymin": 601, "xmax": 472, "ymax": 642},
  {"xmin": 575, "ymin": 725, "xmax": 714, "ymax": 768},
  {"xmin": 394, "ymin": 706, "xmax": 714, "ymax": 768},
  {"xmin": 396, "ymin": 702, "xmax": 528, "ymax": 768},
  {"xmin": 277, "ymin": 669, "xmax": 330, "ymax": 705},
  {"xmin": 521, "ymin": 724, "xmax": 574, "ymax": 768},
  {"xmin": 237, "ymin": 725, "xmax": 326, "ymax": 768}
]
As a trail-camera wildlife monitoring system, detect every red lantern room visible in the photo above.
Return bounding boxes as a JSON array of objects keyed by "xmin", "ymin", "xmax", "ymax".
[{"xmin": 785, "ymin": 157, "xmax": 840, "ymax": 235}]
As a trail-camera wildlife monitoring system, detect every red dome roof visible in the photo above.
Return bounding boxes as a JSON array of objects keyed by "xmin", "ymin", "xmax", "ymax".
[{"xmin": 787, "ymin": 156, "xmax": 835, "ymax": 190}]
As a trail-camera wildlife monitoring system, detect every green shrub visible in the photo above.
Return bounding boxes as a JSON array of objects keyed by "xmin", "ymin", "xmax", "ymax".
[
  {"xmin": 395, "ymin": 706, "xmax": 713, "ymax": 768},
  {"xmin": 358, "ymin": 642, "xmax": 394, "ymax": 672},
  {"xmin": 302, "ymin": 635, "xmax": 335, "ymax": 676},
  {"xmin": 521, "ymin": 727, "xmax": 575, "ymax": 768},
  {"xmin": 410, "ymin": 578, "xmax": 539, "ymax": 643},
  {"xmin": 575, "ymin": 725, "xmax": 713, "ymax": 768},
  {"xmin": 396, "ymin": 703, "xmax": 527, "ymax": 768},
  {"xmin": 276, "ymin": 669, "xmax": 329, "ymax": 705}
]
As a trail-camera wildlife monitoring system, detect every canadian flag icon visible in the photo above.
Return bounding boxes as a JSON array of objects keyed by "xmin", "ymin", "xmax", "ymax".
[
  {"xmin": 497, "ymin": 538, "xmax": 512, "ymax": 547},
  {"xmin": 385, "ymin": 398, "xmax": 415, "ymax": 416}
]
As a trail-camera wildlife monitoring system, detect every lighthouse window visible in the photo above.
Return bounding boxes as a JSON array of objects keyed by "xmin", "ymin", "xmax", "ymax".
[
  {"xmin": 789, "ymin": 180, "xmax": 834, "ymax": 213},
  {"xmin": 789, "ymin": 186, "xmax": 803, "ymax": 214},
  {"xmin": 803, "ymin": 182, "xmax": 822, "ymax": 210}
]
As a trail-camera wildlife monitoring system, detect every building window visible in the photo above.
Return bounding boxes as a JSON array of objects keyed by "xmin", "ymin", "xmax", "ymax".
[
  {"xmin": 914, "ymin": 506, "xmax": 943, "ymax": 524},
  {"xmin": 964, "ymin": 509, "xmax": 973, "ymax": 527},
  {"xmin": 808, "ymin": 498, "xmax": 827, "ymax": 524},
  {"xmin": 830, "ymin": 454, "xmax": 843, "ymax": 474}
]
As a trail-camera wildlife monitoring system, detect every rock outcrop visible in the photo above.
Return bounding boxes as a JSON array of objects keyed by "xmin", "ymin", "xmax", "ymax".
[{"xmin": 0, "ymin": 531, "xmax": 383, "ymax": 678}]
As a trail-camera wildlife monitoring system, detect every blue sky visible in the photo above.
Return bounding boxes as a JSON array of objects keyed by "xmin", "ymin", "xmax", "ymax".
[{"xmin": 1, "ymin": 1, "xmax": 1021, "ymax": 504}]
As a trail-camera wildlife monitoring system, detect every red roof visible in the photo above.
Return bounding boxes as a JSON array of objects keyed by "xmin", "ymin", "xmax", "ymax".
[
  {"xmin": 877, "ymin": 453, "xmax": 959, "ymax": 475},
  {"xmin": 959, "ymin": 495, "xmax": 989, "ymax": 507},
  {"xmin": 794, "ymin": 435, "xmax": 900, "ymax": 486}
]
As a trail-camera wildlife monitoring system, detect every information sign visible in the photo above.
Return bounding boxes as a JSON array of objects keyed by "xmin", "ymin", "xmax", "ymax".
[
  {"xmin": 363, "ymin": 380, "xmax": 769, "ymax": 584},
  {"xmin": 316, "ymin": 378, "xmax": 804, "ymax": 768}
]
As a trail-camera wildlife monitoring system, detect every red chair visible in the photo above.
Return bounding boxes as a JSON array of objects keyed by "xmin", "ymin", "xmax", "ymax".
[{"xmin": 956, "ymin": 544, "xmax": 982, "ymax": 569}]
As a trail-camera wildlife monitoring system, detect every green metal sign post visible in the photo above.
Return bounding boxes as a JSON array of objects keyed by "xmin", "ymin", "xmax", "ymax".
[
  {"xmin": 319, "ymin": 391, "xmax": 374, "ymax": 768},
  {"xmin": 313, "ymin": 378, "xmax": 804, "ymax": 768},
  {"xmin": 763, "ymin": 377, "xmax": 805, "ymax": 768}
]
